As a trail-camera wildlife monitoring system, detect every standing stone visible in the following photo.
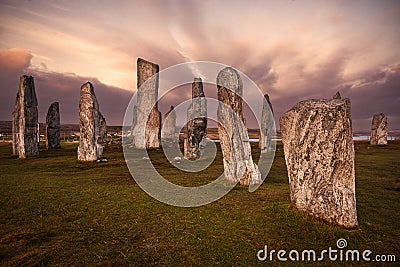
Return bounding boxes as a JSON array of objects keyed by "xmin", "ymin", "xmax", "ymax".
[
  {"xmin": 77, "ymin": 82, "xmax": 105, "ymax": 161},
  {"xmin": 98, "ymin": 113, "xmax": 107, "ymax": 146},
  {"xmin": 12, "ymin": 75, "xmax": 39, "ymax": 158},
  {"xmin": 280, "ymin": 98, "xmax": 357, "ymax": 228},
  {"xmin": 161, "ymin": 106, "xmax": 177, "ymax": 147},
  {"xmin": 46, "ymin": 102, "xmax": 61, "ymax": 149},
  {"xmin": 132, "ymin": 58, "xmax": 161, "ymax": 149},
  {"xmin": 370, "ymin": 113, "xmax": 387, "ymax": 145},
  {"xmin": 259, "ymin": 94, "xmax": 274, "ymax": 153},
  {"xmin": 217, "ymin": 67, "xmax": 261, "ymax": 186},
  {"xmin": 333, "ymin": 91, "xmax": 341, "ymax": 99},
  {"xmin": 185, "ymin": 78, "xmax": 207, "ymax": 160}
]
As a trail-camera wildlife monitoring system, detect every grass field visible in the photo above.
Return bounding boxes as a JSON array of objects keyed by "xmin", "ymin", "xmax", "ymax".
[{"xmin": 0, "ymin": 141, "xmax": 399, "ymax": 266}]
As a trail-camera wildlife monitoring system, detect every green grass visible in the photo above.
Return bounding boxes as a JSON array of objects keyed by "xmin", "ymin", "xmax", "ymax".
[{"xmin": 0, "ymin": 141, "xmax": 399, "ymax": 266}]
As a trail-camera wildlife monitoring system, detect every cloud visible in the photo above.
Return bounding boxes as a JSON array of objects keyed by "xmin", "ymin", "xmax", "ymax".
[
  {"xmin": 31, "ymin": 70, "xmax": 134, "ymax": 126},
  {"xmin": 0, "ymin": 48, "xmax": 32, "ymax": 72},
  {"xmin": 0, "ymin": 49, "xmax": 133, "ymax": 126},
  {"xmin": 346, "ymin": 64, "xmax": 400, "ymax": 130},
  {"xmin": 0, "ymin": 48, "xmax": 33, "ymax": 118},
  {"xmin": 263, "ymin": 51, "xmax": 400, "ymax": 131},
  {"xmin": 1, "ymin": 47, "xmax": 399, "ymax": 131},
  {"xmin": 1, "ymin": 1, "xmax": 400, "ymax": 131}
]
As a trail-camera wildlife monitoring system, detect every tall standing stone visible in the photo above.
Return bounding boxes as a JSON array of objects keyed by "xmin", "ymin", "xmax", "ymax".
[
  {"xmin": 259, "ymin": 94, "xmax": 274, "ymax": 153},
  {"xmin": 12, "ymin": 75, "xmax": 39, "ymax": 158},
  {"xmin": 161, "ymin": 106, "xmax": 177, "ymax": 147},
  {"xmin": 217, "ymin": 67, "xmax": 261, "ymax": 186},
  {"xmin": 99, "ymin": 113, "xmax": 107, "ymax": 146},
  {"xmin": 132, "ymin": 58, "xmax": 161, "ymax": 149},
  {"xmin": 46, "ymin": 102, "xmax": 61, "ymax": 149},
  {"xmin": 185, "ymin": 78, "xmax": 207, "ymax": 160},
  {"xmin": 77, "ymin": 82, "xmax": 105, "ymax": 161},
  {"xmin": 280, "ymin": 98, "xmax": 357, "ymax": 228},
  {"xmin": 370, "ymin": 113, "xmax": 387, "ymax": 145}
]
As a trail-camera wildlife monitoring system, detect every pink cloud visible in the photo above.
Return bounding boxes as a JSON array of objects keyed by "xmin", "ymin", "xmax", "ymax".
[{"xmin": 0, "ymin": 48, "xmax": 32, "ymax": 73}]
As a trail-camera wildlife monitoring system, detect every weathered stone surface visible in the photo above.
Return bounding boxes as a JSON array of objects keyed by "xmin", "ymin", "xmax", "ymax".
[
  {"xmin": 370, "ymin": 113, "xmax": 387, "ymax": 145},
  {"xmin": 161, "ymin": 106, "xmax": 178, "ymax": 147},
  {"xmin": 217, "ymin": 67, "xmax": 261, "ymax": 186},
  {"xmin": 12, "ymin": 75, "xmax": 39, "ymax": 158},
  {"xmin": 259, "ymin": 94, "xmax": 274, "ymax": 153},
  {"xmin": 46, "ymin": 102, "xmax": 61, "ymax": 149},
  {"xmin": 132, "ymin": 58, "xmax": 161, "ymax": 149},
  {"xmin": 280, "ymin": 98, "xmax": 357, "ymax": 228},
  {"xmin": 333, "ymin": 91, "xmax": 341, "ymax": 99},
  {"xmin": 185, "ymin": 78, "xmax": 207, "ymax": 160},
  {"xmin": 98, "ymin": 113, "xmax": 107, "ymax": 145},
  {"xmin": 77, "ymin": 82, "xmax": 105, "ymax": 161}
]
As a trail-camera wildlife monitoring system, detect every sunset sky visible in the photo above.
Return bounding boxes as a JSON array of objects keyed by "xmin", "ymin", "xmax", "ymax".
[{"xmin": 1, "ymin": 0, "xmax": 399, "ymax": 130}]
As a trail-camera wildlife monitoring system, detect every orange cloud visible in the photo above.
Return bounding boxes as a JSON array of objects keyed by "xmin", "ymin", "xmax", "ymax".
[{"xmin": 0, "ymin": 48, "xmax": 32, "ymax": 72}]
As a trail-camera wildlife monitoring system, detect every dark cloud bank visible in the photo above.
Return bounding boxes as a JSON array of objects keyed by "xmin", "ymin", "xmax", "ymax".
[
  {"xmin": 0, "ymin": 49, "xmax": 132, "ymax": 126},
  {"xmin": 1, "ymin": 49, "xmax": 399, "ymax": 131}
]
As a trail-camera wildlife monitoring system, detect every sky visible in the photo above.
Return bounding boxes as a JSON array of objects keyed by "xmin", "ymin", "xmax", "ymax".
[{"xmin": 0, "ymin": 0, "xmax": 399, "ymax": 131}]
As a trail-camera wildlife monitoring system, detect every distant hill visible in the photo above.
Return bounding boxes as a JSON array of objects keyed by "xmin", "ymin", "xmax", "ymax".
[
  {"xmin": 0, "ymin": 121, "xmax": 122, "ymax": 135},
  {"xmin": 1, "ymin": 121, "xmax": 399, "ymax": 138}
]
